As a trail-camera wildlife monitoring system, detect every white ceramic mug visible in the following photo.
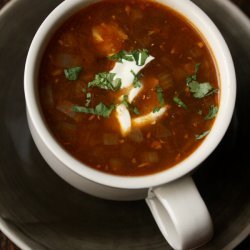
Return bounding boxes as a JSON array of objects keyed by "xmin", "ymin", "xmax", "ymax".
[{"xmin": 24, "ymin": 0, "xmax": 236, "ymax": 249}]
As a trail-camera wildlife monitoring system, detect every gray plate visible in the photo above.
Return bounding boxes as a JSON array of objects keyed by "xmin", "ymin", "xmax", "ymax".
[{"xmin": 0, "ymin": 0, "xmax": 249, "ymax": 249}]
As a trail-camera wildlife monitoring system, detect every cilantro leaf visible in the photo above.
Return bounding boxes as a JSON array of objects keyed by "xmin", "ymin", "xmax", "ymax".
[
  {"xmin": 108, "ymin": 49, "xmax": 150, "ymax": 66},
  {"xmin": 133, "ymin": 107, "xmax": 140, "ymax": 115},
  {"xmin": 195, "ymin": 130, "xmax": 210, "ymax": 140},
  {"xmin": 131, "ymin": 49, "xmax": 149, "ymax": 66},
  {"xmin": 153, "ymin": 107, "xmax": 161, "ymax": 113},
  {"xmin": 122, "ymin": 95, "xmax": 140, "ymax": 115},
  {"xmin": 173, "ymin": 96, "xmax": 187, "ymax": 110},
  {"xmin": 131, "ymin": 70, "xmax": 142, "ymax": 88},
  {"xmin": 64, "ymin": 67, "xmax": 82, "ymax": 81},
  {"xmin": 186, "ymin": 63, "xmax": 200, "ymax": 85},
  {"xmin": 85, "ymin": 92, "xmax": 92, "ymax": 107},
  {"xmin": 156, "ymin": 86, "xmax": 165, "ymax": 106},
  {"xmin": 72, "ymin": 102, "xmax": 115, "ymax": 118},
  {"xmin": 88, "ymin": 72, "xmax": 122, "ymax": 91},
  {"xmin": 205, "ymin": 105, "xmax": 218, "ymax": 120},
  {"xmin": 94, "ymin": 102, "xmax": 115, "ymax": 118},
  {"xmin": 108, "ymin": 50, "xmax": 134, "ymax": 63},
  {"xmin": 188, "ymin": 81, "xmax": 216, "ymax": 99},
  {"xmin": 186, "ymin": 64, "xmax": 218, "ymax": 98},
  {"xmin": 122, "ymin": 95, "xmax": 130, "ymax": 108},
  {"xmin": 72, "ymin": 106, "xmax": 91, "ymax": 114},
  {"xmin": 195, "ymin": 63, "xmax": 200, "ymax": 74}
]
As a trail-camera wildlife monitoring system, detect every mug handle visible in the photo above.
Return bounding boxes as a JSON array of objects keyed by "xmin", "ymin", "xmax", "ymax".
[{"xmin": 146, "ymin": 176, "xmax": 213, "ymax": 250}]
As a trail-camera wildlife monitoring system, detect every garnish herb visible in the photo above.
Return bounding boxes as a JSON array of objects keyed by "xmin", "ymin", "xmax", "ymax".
[
  {"xmin": 132, "ymin": 49, "xmax": 150, "ymax": 66},
  {"xmin": 133, "ymin": 107, "xmax": 140, "ymax": 115},
  {"xmin": 122, "ymin": 95, "xmax": 130, "ymax": 109},
  {"xmin": 153, "ymin": 107, "xmax": 161, "ymax": 113},
  {"xmin": 88, "ymin": 72, "xmax": 122, "ymax": 91},
  {"xmin": 72, "ymin": 106, "xmax": 91, "ymax": 114},
  {"xmin": 195, "ymin": 130, "xmax": 210, "ymax": 140},
  {"xmin": 154, "ymin": 86, "xmax": 165, "ymax": 112},
  {"xmin": 186, "ymin": 64, "xmax": 218, "ymax": 98},
  {"xmin": 72, "ymin": 102, "xmax": 115, "ymax": 118},
  {"xmin": 188, "ymin": 81, "xmax": 217, "ymax": 99},
  {"xmin": 156, "ymin": 86, "xmax": 165, "ymax": 106},
  {"xmin": 64, "ymin": 67, "xmax": 82, "ymax": 81},
  {"xmin": 122, "ymin": 95, "xmax": 140, "ymax": 115},
  {"xmin": 108, "ymin": 50, "xmax": 134, "ymax": 63},
  {"xmin": 186, "ymin": 63, "xmax": 200, "ymax": 85},
  {"xmin": 205, "ymin": 105, "xmax": 218, "ymax": 120},
  {"xmin": 131, "ymin": 70, "xmax": 142, "ymax": 88},
  {"xmin": 85, "ymin": 92, "xmax": 92, "ymax": 107},
  {"xmin": 82, "ymin": 88, "xmax": 87, "ymax": 93},
  {"xmin": 94, "ymin": 102, "xmax": 115, "ymax": 118},
  {"xmin": 108, "ymin": 49, "xmax": 150, "ymax": 66},
  {"xmin": 173, "ymin": 96, "xmax": 187, "ymax": 110}
]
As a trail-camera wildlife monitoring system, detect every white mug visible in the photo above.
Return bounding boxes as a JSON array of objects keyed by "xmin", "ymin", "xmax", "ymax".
[{"xmin": 24, "ymin": 0, "xmax": 236, "ymax": 249}]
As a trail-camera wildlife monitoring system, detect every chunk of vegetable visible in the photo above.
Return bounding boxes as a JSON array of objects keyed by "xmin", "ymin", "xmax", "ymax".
[
  {"xmin": 141, "ymin": 151, "xmax": 159, "ymax": 163},
  {"xmin": 128, "ymin": 128, "xmax": 144, "ymax": 143},
  {"xmin": 103, "ymin": 133, "xmax": 120, "ymax": 145},
  {"xmin": 56, "ymin": 100, "xmax": 83, "ymax": 122},
  {"xmin": 92, "ymin": 23, "xmax": 128, "ymax": 56}
]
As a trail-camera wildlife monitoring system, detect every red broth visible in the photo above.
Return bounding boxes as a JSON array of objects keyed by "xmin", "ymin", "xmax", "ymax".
[{"xmin": 39, "ymin": 0, "xmax": 219, "ymax": 176}]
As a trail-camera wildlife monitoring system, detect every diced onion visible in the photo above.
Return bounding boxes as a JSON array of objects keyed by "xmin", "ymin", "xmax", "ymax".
[
  {"xmin": 53, "ymin": 53, "xmax": 81, "ymax": 68},
  {"xmin": 109, "ymin": 158, "xmax": 123, "ymax": 172},
  {"xmin": 56, "ymin": 100, "xmax": 82, "ymax": 122},
  {"xmin": 128, "ymin": 128, "xmax": 144, "ymax": 143},
  {"xmin": 141, "ymin": 151, "xmax": 159, "ymax": 163},
  {"xmin": 154, "ymin": 123, "xmax": 171, "ymax": 139},
  {"xmin": 158, "ymin": 73, "xmax": 174, "ymax": 90},
  {"xmin": 103, "ymin": 133, "xmax": 120, "ymax": 145}
]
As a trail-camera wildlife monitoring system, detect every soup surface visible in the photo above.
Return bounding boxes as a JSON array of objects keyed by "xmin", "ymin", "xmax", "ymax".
[{"xmin": 39, "ymin": 0, "xmax": 219, "ymax": 176}]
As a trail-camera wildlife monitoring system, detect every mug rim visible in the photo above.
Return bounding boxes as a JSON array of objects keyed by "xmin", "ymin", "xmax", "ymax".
[{"xmin": 24, "ymin": 0, "xmax": 236, "ymax": 189}]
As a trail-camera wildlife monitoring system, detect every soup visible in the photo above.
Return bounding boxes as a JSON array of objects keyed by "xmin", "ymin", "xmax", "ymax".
[{"xmin": 39, "ymin": 0, "xmax": 219, "ymax": 176}]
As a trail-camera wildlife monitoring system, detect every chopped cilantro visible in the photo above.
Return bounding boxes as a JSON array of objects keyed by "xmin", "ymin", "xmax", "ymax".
[
  {"xmin": 72, "ymin": 102, "xmax": 115, "ymax": 118},
  {"xmin": 173, "ymin": 96, "xmax": 187, "ymax": 110},
  {"xmin": 153, "ymin": 107, "xmax": 161, "ymax": 113},
  {"xmin": 131, "ymin": 70, "xmax": 142, "ymax": 88},
  {"xmin": 94, "ymin": 102, "xmax": 115, "ymax": 118},
  {"xmin": 72, "ymin": 106, "xmax": 90, "ymax": 113},
  {"xmin": 205, "ymin": 105, "xmax": 218, "ymax": 120},
  {"xmin": 188, "ymin": 81, "xmax": 217, "ymax": 99},
  {"xmin": 195, "ymin": 130, "xmax": 210, "ymax": 140},
  {"xmin": 88, "ymin": 72, "xmax": 122, "ymax": 91},
  {"xmin": 186, "ymin": 63, "xmax": 200, "ymax": 85},
  {"xmin": 122, "ymin": 95, "xmax": 140, "ymax": 115},
  {"xmin": 122, "ymin": 95, "xmax": 130, "ymax": 108},
  {"xmin": 64, "ymin": 67, "xmax": 82, "ymax": 81},
  {"xmin": 195, "ymin": 63, "xmax": 200, "ymax": 74},
  {"xmin": 85, "ymin": 92, "xmax": 92, "ymax": 107},
  {"xmin": 156, "ymin": 86, "xmax": 165, "ymax": 106},
  {"xmin": 133, "ymin": 107, "xmax": 140, "ymax": 115},
  {"xmin": 82, "ymin": 88, "xmax": 87, "ymax": 93},
  {"xmin": 186, "ymin": 64, "xmax": 218, "ymax": 98},
  {"xmin": 108, "ymin": 50, "xmax": 134, "ymax": 63},
  {"xmin": 108, "ymin": 49, "xmax": 150, "ymax": 66},
  {"xmin": 132, "ymin": 49, "xmax": 150, "ymax": 66}
]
